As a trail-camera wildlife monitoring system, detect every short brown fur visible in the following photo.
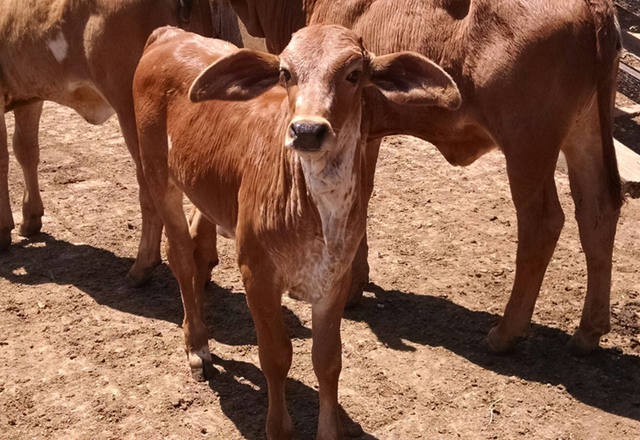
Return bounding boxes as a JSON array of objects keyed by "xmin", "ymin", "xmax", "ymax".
[
  {"xmin": 0, "ymin": 0, "xmax": 241, "ymax": 287},
  {"xmin": 133, "ymin": 25, "xmax": 459, "ymax": 438},
  {"xmin": 226, "ymin": 0, "xmax": 625, "ymax": 354}
]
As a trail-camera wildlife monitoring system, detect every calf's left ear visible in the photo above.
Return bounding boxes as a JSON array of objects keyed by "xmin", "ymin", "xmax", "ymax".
[
  {"xmin": 189, "ymin": 49, "xmax": 280, "ymax": 102},
  {"xmin": 369, "ymin": 52, "xmax": 461, "ymax": 110}
]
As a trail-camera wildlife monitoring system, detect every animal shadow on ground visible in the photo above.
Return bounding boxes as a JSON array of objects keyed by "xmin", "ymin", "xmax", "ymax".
[
  {"xmin": 0, "ymin": 234, "xmax": 372, "ymax": 438},
  {"xmin": 2, "ymin": 234, "xmax": 639, "ymax": 426},
  {"xmin": 345, "ymin": 283, "xmax": 640, "ymax": 422},
  {"xmin": 0, "ymin": 233, "xmax": 309, "ymax": 346},
  {"xmin": 207, "ymin": 354, "xmax": 374, "ymax": 439}
]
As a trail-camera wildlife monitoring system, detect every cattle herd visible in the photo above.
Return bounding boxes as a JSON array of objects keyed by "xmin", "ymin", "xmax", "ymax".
[{"xmin": 0, "ymin": 0, "xmax": 634, "ymax": 438}]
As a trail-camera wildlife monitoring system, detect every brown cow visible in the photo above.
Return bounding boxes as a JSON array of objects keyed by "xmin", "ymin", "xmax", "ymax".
[
  {"xmin": 0, "ymin": 0, "xmax": 240, "ymax": 284},
  {"xmin": 133, "ymin": 24, "xmax": 460, "ymax": 438},
  {"xmin": 225, "ymin": 0, "xmax": 625, "ymax": 355}
]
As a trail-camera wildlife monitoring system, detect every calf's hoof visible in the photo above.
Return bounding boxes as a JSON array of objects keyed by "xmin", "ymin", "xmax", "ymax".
[
  {"xmin": 188, "ymin": 346, "xmax": 216, "ymax": 382},
  {"xmin": 567, "ymin": 328, "xmax": 600, "ymax": 356},
  {"xmin": 486, "ymin": 326, "xmax": 516, "ymax": 354},
  {"xmin": 0, "ymin": 228, "xmax": 11, "ymax": 251},
  {"xmin": 126, "ymin": 260, "xmax": 161, "ymax": 287},
  {"xmin": 19, "ymin": 216, "xmax": 42, "ymax": 237},
  {"xmin": 345, "ymin": 275, "xmax": 368, "ymax": 309}
]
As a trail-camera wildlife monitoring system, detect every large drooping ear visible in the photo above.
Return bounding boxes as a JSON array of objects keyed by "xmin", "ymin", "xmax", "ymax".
[
  {"xmin": 368, "ymin": 51, "xmax": 461, "ymax": 110},
  {"xmin": 189, "ymin": 49, "xmax": 280, "ymax": 102}
]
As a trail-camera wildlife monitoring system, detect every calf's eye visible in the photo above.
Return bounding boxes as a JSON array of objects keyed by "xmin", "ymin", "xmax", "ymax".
[
  {"xmin": 280, "ymin": 68, "xmax": 292, "ymax": 84},
  {"xmin": 346, "ymin": 70, "xmax": 361, "ymax": 84}
]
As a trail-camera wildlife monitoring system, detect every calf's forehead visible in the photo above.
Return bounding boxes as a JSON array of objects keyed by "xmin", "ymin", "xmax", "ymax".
[{"xmin": 282, "ymin": 25, "xmax": 364, "ymax": 80}]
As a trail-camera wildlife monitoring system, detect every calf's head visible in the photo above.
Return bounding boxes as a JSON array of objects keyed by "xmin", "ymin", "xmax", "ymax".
[{"xmin": 189, "ymin": 24, "xmax": 461, "ymax": 158}]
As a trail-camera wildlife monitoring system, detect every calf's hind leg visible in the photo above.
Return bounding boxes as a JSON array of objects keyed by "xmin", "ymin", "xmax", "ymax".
[
  {"xmin": 346, "ymin": 138, "xmax": 382, "ymax": 307},
  {"xmin": 13, "ymin": 101, "xmax": 45, "ymax": 237},
  {"xmin": 0, "ymin": 102, "xmax": 12, "ymax": 250},
  {"xmin": 189, "ymin": 208, "xmax": 219, "ymax": 303},
  {"xmin": 156, "ymin": 181, "xmax": 213, "ymax": 381}
]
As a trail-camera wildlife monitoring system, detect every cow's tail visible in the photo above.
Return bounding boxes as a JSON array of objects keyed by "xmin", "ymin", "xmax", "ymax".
[{"xmin": 588, "ymin": 0, "xmax": 624, "ymax": 208}]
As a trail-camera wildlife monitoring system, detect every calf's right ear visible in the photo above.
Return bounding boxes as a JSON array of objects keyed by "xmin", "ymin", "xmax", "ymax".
[{"xmin": 189, "ymin": 49, "xmax": 280, "ymax": 102}]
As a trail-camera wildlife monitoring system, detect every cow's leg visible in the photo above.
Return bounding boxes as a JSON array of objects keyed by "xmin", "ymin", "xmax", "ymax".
[
  {"xmin": 242, "ymin": 263, "xmax": 293, "ymax": 439},
  {"xmin": 136, "ymin": 106, "xmax": 211, "ymax": 380},
  {"xmin": 189, "ymin": 208, "xmax": 219, "ymax": 304},
  {"xmin": 347, "ymin": 235, "xmax": 369, "ymax": 307},
  {"xmin": 0, "ymin": 104, "xmax": 12, "ymax": 250},
  {"xmin": 562, "ymin": 104, "xmax": 620, "ymax": 355},
  {"xmin": 312, "ymin": 276, "xmax": 350, "ymax": 439},
  {"xmin": 158, "ymin": 181, "xmax": 212, "ymax": 380},
  {"xmin": 346, "ymin": 139, "xmax": 381, "ymax": 306},
  {"xmin": 13, "ymin": 101, "xmax": 44, "ymax": 237},
  {"xmin": 487, "ymin": 149, "xmax": 564, "ymax": 352},
  {"xmin": 115, "ymin": 108, "xmax": 163, "ymax": 286}
]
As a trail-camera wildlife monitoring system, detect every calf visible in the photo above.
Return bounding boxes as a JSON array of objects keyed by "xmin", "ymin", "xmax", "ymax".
[
  {"xmin": 0, "ymin": 0, "xmax": 240, "ymax": 286},
  {"xmin": 226, "ymin": 0, "xmax": 625, "ymax": 354},
  {"xmin": 133, "ymin": 25, "xmax": 460, "ymax": 438}
]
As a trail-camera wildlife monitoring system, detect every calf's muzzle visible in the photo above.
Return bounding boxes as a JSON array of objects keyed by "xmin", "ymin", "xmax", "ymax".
[{"xmin": 287, "ymin": 117, "xmax": 331, "ymax": 152}]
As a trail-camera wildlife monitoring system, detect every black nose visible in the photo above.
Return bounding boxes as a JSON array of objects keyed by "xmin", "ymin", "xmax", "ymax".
[{"xmin": 289, "ymin": 121, "xmax": 328, "ymax": 151}]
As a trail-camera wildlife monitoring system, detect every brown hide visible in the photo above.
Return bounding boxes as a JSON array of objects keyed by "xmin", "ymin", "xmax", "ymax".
[
  {"xmin": 0, "ymin": 0, "xmax": 242, "ymax": 282},
  {"xmin": 227, "ymin": 0, "xmax": 625, "ymax": 355},
  {"xmin": 133, "ymin": 25, "xmax": 460, "ymax": 437}
]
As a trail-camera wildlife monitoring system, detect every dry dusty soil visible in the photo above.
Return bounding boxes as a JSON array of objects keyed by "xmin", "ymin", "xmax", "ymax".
[{"xmin": 1, "ymin": 101, "xmax": 640, "ymax": 439}]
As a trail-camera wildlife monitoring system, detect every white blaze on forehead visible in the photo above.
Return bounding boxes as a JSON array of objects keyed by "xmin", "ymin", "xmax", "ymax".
[
  {"xmin": 48, "ymin": 31, "xmax": 68, "ymax": 63},
  {"xmin": 167, "ymin": 135, "xmax": 173, "ymax": 151}
]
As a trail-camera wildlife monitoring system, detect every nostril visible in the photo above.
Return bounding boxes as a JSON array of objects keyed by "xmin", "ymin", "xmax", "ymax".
[
  {"xmin": 313, "ymin": 124, "xmax": 327, "ymax": 141},
  {"xmin": 291, "ymin": 122, "xmax": 328, "ymax": 140},
  {"xmin": 289, "ymin": 120, "xmax": 330, "ymax": 151}
]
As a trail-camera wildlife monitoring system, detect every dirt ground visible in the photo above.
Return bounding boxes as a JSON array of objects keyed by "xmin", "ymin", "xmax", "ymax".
[{"xmin": 1, "ymin": 97, "xmax": 640, "ymax": 440}]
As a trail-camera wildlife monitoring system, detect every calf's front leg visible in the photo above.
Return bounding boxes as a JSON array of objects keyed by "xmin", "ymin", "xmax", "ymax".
[
  {"xmin": 312, "ymin": 276, "xmax": 351, "ymax": 440},
  {"xmin": 242, "ymin": 262, "xmax": 293, "ymax": 440}
]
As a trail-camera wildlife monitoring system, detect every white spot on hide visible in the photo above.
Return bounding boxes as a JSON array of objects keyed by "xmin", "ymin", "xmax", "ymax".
[{"xmin": 48, "ymin": 32, "xmax": 68, "ymax": 63}]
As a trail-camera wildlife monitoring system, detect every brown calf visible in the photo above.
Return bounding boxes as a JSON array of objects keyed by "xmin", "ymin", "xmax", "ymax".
[
  {"xmin": 0, "ymin": 0, "xmax": 240, "ymax": 285},
  {"xmin": 225, "ymin": 0, "xmax": 625, "ymax": 354},
  {"xmin": 133, "ymin": 25, "xmax": 460, "ymax": 438}
]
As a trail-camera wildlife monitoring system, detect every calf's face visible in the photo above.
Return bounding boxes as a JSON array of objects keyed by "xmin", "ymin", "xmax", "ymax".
[
  {"xmin": 189, "ymin": 24, "xmax": 462, "ymax": 156},
  {"xmin": 278, "ymin": 26, "xmax": 366, "ymax": 153}
]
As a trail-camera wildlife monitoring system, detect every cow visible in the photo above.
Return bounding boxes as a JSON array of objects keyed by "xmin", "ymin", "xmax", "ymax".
[
  {"xmin": 133, "ymin": 24, "xmax": 461, "ymax": 438},
  {"xmin": 0, "ymin": 0, "xmax": 240, "ymax": 286},
  {"xmin": 220, "ymin": 0, "xmax": 625, "ymax": 355}
]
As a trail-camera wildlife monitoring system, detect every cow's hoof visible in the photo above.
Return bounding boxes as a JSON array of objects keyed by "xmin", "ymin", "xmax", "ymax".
[
  {"xmin": 126, "ymin": 261, "xmax": 160, "ymax": 287},
  {"xmin": 345, "ymin": 276, "xmax": 367, "ymax": 309},
  {"xmin": 567, "ymin": 329, "xmax": 599, "ymax": 356},
  {"xmin": 486, "ymin": 326, "xmax": 515, "ymax": 353},
  {"xmin": 0, "ymin": 228, "xmax": 11, "ymax": 251},
  {"xmin": 188, "ymin": 347, "xmax": 215, "ymax": 382},
  {"xmin": 19, "ymin": 216, "xmax": 42, "ymax": 237},
  {"xmin": 345, "ymin": 286, "xmax": 364, "ymax": 309}
]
